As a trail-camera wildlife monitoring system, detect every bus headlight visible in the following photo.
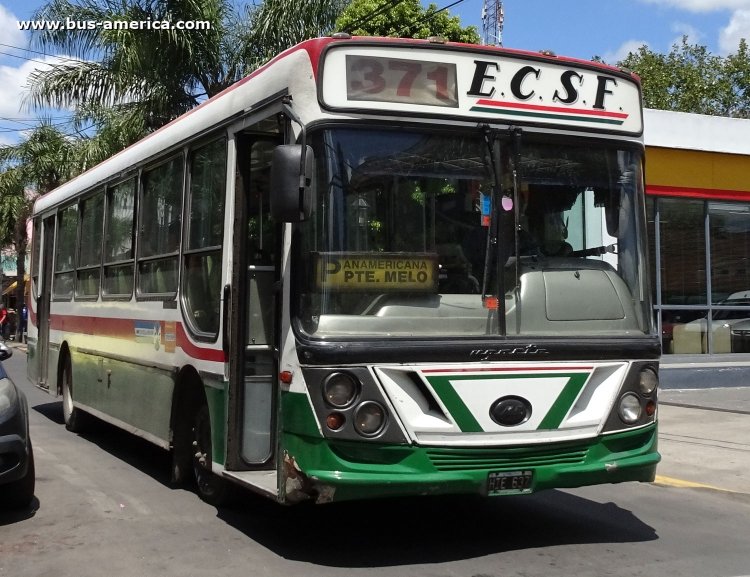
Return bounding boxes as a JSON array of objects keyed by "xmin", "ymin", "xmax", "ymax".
[
  {"xmin": 323, "ymin": 372, "xmax": 359, "ymax": 408},
  {"xmin": 618, "ymin": 393, "xmax": 642, "ymax": 424},
  {"xmin": 638, "ymin": 367, "xmax": 658, "ymax": 395},
  {"xmin": 354, "ymin": 401, "xmax": 387, "ymax": 437}
]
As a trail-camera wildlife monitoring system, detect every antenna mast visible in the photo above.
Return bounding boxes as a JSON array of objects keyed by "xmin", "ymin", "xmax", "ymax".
[{"xmin": 481, "ymin": 0, "xmax": 504, "ymax": 46}]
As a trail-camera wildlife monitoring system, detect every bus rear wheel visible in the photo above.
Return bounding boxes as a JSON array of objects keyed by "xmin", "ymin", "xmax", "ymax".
[
  {"xmin": 192, "ymin": 403, "xmax": 229, "ymax": 506},
  {"xmin": 61, "ymin": 355, "xmax": 88, "ymax": 432}
]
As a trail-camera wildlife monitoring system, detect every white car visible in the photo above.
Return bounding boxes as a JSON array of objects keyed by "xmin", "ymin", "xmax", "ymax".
[{"xmin": 672, "ymin": 291, "xmax": 750, "ymax": 354}]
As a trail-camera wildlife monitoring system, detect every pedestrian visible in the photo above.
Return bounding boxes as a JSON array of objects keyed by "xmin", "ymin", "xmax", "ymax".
[{"xmin": 0, "ymin": 303, "xmax": 7, "ymax": 343}]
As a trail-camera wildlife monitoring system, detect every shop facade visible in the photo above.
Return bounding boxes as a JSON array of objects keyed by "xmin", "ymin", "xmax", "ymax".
[{"xmin": 644, "ymin": 109, "xmax": 750, "ymax": 358}]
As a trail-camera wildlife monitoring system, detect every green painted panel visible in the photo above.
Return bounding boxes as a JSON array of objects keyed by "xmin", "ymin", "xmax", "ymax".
[
  {"xmin": 426, "ymin": 372, "xmax": 591, "ymax": 432},
  {"xmin": 205, "ymin": 379, "xmax": 227, "ymax": 466},
  {"xmin": 427, "ymin": 376, "xmax": 483, "ymax": 432}
]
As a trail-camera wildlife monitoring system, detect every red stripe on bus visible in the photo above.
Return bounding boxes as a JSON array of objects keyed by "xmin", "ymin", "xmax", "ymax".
[
  {"xmin": 45, "ymin": 314, "xmax": 225, "ymax": 363},
  {"xmin": 475, "ymin": 99, "xmax": 629, "ymax": 119},
  {"xmin": 421, "ymin": 366, "xmax": 594, "ymax": 374},
  {"xmin": 646, "ymin": 184, "xmax": 750, "ymax": 201},
  {"xmin": 175, "ymin": 323, "xmax": 226, "ymax": 363}
]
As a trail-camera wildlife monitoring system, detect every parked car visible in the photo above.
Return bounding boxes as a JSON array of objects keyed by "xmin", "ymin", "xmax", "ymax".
[
  {"xmin": 672, "ymin": 291, "xmax": 750, "ymax": 354},
  {"xmin": 0, "ymin": 342, "xmax": 35, "ymax": 508}
]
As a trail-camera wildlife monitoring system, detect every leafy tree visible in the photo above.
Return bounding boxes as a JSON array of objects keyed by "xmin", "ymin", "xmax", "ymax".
[
  {"xmin": 242, "ymin": 0, "xmax": 350, "ymax": 68},
  {"xmin": 618, "ymin": 37, "xmax": 750, "ymax": 118},
  {"xmin": 336, "ymin": 0, "xmax": 480, "ymax": 43},
  {"xmin": 28, "ymin": 0, "xmax": 248, "ymax": 132},
  {"xmin": 0, "ymin": 123, "xmax": 76, "ymax": 339}
]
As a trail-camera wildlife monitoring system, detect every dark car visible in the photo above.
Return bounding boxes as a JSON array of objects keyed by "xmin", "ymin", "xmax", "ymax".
[{"xmin": 0, "ymin": 342, "xmax": 35, "ymax": 508}]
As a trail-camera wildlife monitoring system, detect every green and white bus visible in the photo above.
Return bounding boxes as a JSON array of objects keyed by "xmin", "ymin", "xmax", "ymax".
[{"xmin": 28, "ymin": 35, "xmax": 660, "ymax": 505}]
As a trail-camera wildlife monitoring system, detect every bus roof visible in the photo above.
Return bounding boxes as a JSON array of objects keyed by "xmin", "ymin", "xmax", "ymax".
[{"xmin": 33, "ymin": 36, "xmax": 640, "ymax": 215}]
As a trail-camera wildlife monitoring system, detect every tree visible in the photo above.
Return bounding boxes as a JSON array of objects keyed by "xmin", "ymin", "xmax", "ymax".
[
  {"xmin": 618, "ymin": 37, "xmax": 750, "ymax": 118},
  {"xmin": 336, "ymin": 0, "xmax": 480, "ymax": 43},
  {"xmin": 28, "ymin": 0, "xmax": 248, "ymax": 133},
  {"xmin": 26, "ymin": 0, "xmax": 360, "ymax": 164},
  {"xmin": 0, "ymin": 123, "xmax": 77, "ymax": 339},
  {"xmin": 241, "ymin": 0, "xmax": 350, "ymax": 69}
]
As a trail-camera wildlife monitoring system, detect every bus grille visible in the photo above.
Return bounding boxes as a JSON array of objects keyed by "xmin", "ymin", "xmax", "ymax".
[{"xmin": 425, "ymin": 443, "xmax": 589, "ymax": 472}]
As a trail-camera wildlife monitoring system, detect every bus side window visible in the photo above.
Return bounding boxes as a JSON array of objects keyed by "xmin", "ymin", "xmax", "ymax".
[
  {"xmin": 76, "ymin": 191, "xmax": 104, "ymax": 299},
  {"xmin": 104, "ymin": 178, "xmax": 136, "ymax": 298},
  {"xmin": 53, "ymin": 204, "xmax": 78, "ymax": 300},
  {"xmin": 139, "ymin": 155, "xmax": 184, "ymax": 296}
]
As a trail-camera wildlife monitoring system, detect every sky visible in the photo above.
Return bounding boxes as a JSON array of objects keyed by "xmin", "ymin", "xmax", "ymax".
[{"xmin": 1, "ymin": 0, "xmax": 750, "ymax": 146}]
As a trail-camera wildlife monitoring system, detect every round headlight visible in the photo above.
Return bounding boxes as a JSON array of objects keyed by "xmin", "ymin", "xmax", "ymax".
[
  {"xmin": 618, "ymin": 393, "xmax": 642, "ymax": 424},
  {"xmin": 638, "ymin": 367, "xmax": 658, "ymax": 395},
  {"xmin": 323, "ymin": 372, "xmax": 359, "ymax": 408},
  {"xmin": 353, "ymin": 401, "xmax": 387, "ymax": 437}
]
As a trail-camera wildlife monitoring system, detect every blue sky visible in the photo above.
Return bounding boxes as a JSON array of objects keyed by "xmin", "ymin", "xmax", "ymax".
[{"xmin": 2, "ymin": 0, "xmax": 750, "ymax": 145}]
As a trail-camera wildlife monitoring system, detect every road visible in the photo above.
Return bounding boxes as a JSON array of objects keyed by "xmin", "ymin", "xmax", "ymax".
[{"xmin": 2, "ymin": 346, "xmax": 750, "ymax": 577}]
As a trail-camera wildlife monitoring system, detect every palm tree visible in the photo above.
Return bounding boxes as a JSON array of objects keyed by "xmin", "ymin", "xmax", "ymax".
[
  {"xmin": 28, "ymin": 0, "xmax": 247, "ymax": 133},
  {"xmin": 27, "ymin": 0, "xmax": 352, "ymax": 163},
  {"xmin": 241, "ymin": 0, "xmax": 350, "ymax": 68}
]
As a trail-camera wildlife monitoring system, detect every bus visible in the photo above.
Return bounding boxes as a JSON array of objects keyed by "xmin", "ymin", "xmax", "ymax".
[{"xmin": 27, "ymin": 35, "xmax": 660, "ymax": 505}]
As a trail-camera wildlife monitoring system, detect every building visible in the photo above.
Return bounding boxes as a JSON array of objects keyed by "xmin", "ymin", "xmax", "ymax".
[{"xmin": 644, "ymin": 109, "xmax": 750, "ymax": 359}]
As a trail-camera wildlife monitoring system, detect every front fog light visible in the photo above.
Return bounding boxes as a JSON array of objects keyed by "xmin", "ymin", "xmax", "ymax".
[
  {"xmin": 354, "ymin": 401, "xmax": 387, "ymax": 437},
  {"xmin": 323, "ymin": 372, "xmax": 359, "ymax": 408},
  {"xmin": 638, "ymin": 367, "xmax": 658, "ymax": 395},
  {"xmin": 618, "ymin": 393, "xmax": 642, "ymax": 424}
]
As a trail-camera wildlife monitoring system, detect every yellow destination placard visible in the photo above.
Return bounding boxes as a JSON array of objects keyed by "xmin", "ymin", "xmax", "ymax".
[{"xmin": 315, "ymin": 252, "xmax": 438, "ymax": 291}]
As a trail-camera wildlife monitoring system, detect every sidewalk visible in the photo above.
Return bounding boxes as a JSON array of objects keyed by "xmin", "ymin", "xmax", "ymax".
[
  {"xmin": 656, "ymin": 402, "xmax": 750, "ymax": 495},
  {"xmin": 3, "ymin": 339, "xmax": 27, "ymax": 353}
]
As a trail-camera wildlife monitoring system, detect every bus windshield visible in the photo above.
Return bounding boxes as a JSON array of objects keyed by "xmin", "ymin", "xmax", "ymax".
[{"xmin": 296, "ymin": 126, "xmax": 651, "ymax": 339}]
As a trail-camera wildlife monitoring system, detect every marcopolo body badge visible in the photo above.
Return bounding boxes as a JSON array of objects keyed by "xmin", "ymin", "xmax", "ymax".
[{"xmin": 489, "ymin": 396, "xmax": 532, "ymax": 427}]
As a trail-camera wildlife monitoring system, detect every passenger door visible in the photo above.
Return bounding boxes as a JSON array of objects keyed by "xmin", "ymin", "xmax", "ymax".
[{"xmin": 226, "ymin": 132, "xmax": 282, "ymax": 469}]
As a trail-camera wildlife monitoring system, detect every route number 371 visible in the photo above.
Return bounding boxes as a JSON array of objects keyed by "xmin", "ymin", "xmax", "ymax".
[{"xmin": 345, "ymin": 55, "xmax": 458, "ymax": 107}]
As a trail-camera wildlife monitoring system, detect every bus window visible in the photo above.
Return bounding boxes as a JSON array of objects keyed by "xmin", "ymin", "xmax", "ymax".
[
  {"xmin": 53, "ymin": 204, "xmax": 77, "ymax": 300},
  {"xmin": 139, "ymin": 155, "xmax": 184, "ymax": 296},
  {"xmin": 76, "ymin": 191, "xmax": 104, "ymax": 298},
  {"xmin": 103, "ymin": 178, "xmax": 136, "ymax": 297},
  {"xmin": 30, "ymin": 219, "xmax": 41, "ymax": 300},
  {"xmin": 183, "ymin": 138, "xmax": 227, "ymax": 338}
]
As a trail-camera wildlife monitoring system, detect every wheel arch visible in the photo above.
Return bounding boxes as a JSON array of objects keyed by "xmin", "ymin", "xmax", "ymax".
[{"xmin": 56, "ymin": 341, "xmax": 72, "ymax": 396}]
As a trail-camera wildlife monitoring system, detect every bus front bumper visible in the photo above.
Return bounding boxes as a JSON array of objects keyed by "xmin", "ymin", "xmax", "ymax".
[{"xmin": 281, "ymin": 424, "xmax": 660, "ymax": 504}]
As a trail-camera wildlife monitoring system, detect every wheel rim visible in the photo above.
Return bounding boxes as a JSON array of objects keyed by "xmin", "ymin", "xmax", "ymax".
[
  {"xmin": 62, "ymin": 363, "xmax": 73, "ymax": 422},
  {"xmin": 192, "ymin": 406, "xmax": 216, "ymax": 497}
]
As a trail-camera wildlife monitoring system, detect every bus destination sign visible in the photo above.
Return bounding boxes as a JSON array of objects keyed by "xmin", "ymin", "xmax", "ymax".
[
  {"xmin": 321, "ymin": 45, "xmax": 643, "ymax": 134},
  {"xmin": 315, "ymin": 252, "xmax": 438, "ymax": 292},
  {"xmin": 346, "ymin": 55, "xmax": 459, "ymax": 107}
]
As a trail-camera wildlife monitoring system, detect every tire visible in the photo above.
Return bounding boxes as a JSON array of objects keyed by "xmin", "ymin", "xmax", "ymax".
[
  {"xmin": 192, "ymin": 403, "xmax": 230, "ymax": 506},
  {"xmin": 2, "ymin": 442, "xmax": 35, "ymax": 509},
  {"xmin": 61, "ymin": 354, "xmax": 88, "ymax": 432}
]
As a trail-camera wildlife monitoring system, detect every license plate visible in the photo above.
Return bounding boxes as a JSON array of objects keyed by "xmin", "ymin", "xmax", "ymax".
[{"xmin": 487, "ymin": 470, "xmax": 534, "ymax": 495}]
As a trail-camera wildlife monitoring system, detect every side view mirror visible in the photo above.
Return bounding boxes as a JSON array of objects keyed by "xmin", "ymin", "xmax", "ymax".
[{"xmin": 270, "ymin": 144, "xmax": 313, "ymax": 222}]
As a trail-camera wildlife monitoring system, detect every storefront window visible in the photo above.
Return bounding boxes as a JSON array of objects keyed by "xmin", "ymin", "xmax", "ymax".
[
  {"xmin": 659, "ymin": 198, "xmax": 706, "ymax": 306},
  {"xmin": 657, "ymin": 198, "xmax": 750, "ymax": 355},
  {"xmin": 709, "ymin": 202, "xmax": 750, "ymax": 304}
]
